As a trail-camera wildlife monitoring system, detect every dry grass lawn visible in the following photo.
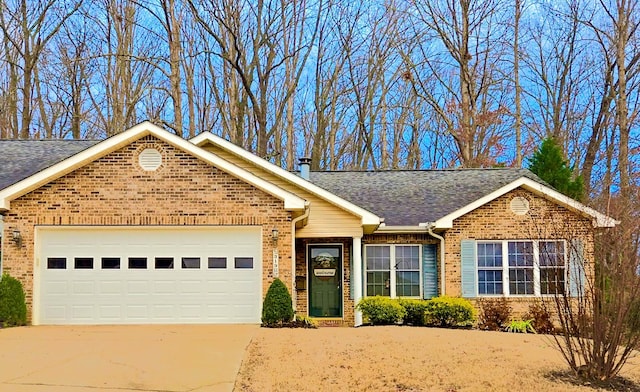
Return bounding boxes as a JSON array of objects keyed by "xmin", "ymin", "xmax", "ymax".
[{"xmin": 235, "ymin": 326, "xmax": 640, "ymax": 392}]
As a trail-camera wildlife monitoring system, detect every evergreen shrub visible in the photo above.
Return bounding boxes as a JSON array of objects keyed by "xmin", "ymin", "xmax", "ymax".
[
  {"xmin": 398, "ymin": 298, "xmax": 429, "ymax": 326},
  {"xmin": 0, "ymin": 274, "xmax": 27, "ymax": 327},
  {"xmin": 261, "ymin": 278, "xmax": 294, "ymax": 327},
  {"xmin": 424, "ymin": 296, "xmax": 475, "ymax": 328},
  {"xmin": 356, "ymin": 296, "xmax": 406, "ymax": 325}
]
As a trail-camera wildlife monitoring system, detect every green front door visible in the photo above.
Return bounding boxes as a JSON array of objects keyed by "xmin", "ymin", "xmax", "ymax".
[{"xmin": 308, "ymin": 245, "xmax": 342, "ymax": 317}]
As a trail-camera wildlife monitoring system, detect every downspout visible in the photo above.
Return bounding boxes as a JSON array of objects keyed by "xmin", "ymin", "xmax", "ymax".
[
  {"xmin": 426, "ymin": 223, "xmax": 446, "ymax": 296},
  {"xmin": 291, "ymin": 202, "xmax": 311, "ymax": 314}
]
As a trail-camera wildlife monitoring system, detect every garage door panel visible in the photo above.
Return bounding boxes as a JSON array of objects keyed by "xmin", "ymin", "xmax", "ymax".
[
  {"xmin": 44, "ymin": 305, "xmax": 66, "ymax": 321},
  {"xmin": 44, "ymin": 280, "xmax": 68, "ymax": 295},
  {"xmin": 153, "ymin": 280, "xmax": 176, "ymax": 294},
  {"xmin": 38, "ymin": 227, "xmax": 262, "ymax": 324},
  {"xmin": 99, "ymin": 305, "xmax": 122, "ymax": 319},
  {"xmin": 126, "ymin": 305, "xmax": 149, "ymax": 319},
  {"xmin": 127, "ymin": 280, "xmax": 149, "ymax": 294},
  {"xmin": 99, "ymin": 280, "xmax": 122, "ymax": 295},
  {"xmin": 152, "ymin": 304, "xmax": 177, "ymax": 318},
  {"xmin": 72, "ymin": 281, "xmax": 94, "ymax": 295},
  {"xmin": 181, "ymin": 284, "xmax": 207, "ymax": 296},
  {"xmin": 72, "ymin": 305, "xmax": 94, "ymax": 320}
]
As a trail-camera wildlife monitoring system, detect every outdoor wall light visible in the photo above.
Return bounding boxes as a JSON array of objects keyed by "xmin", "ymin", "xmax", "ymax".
[
  {"xmin": 12, "ymin": 230, "xmax": 22, "ymax": 247},
  {"xmin": 271, "ymin": 228, "xmax": 279, "ymax": 244}
]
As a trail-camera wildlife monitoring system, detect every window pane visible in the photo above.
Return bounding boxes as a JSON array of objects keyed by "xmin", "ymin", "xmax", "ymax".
[
  {"xmin": 47, "ymin": 257, "xmax": 66, "ymax": 269},
  {"xmin": 208, "ymin": 257, "xmax": 227, "ymax": 269},
  {"xmin": 396, "ymin": 271, "xmax": 420, "ymax": 297},
  {"xmin": 477, "ymin": 243, "xmax": 502, "ymax": 267},
  {"xmin": 366, "ymin": 246, "xmax": 390, "ymax": 270},
  {"xmin": 235, "ymin": 257, "xmax": 253, "ymax": 269},
  {"xmin": 478, "ymin": 269, "xmax": 503, "ymax": 295},
  {"xmin": 396, "ymin": 246, "xmax": 420, "ymax": 270},
  {"xmin": 74, "ymin": 257, "xmax": 93, "ymax": 269},
  {"xmin": 541, "ymin": 267, "xmax": 566, "ymax": 294},
  {"xmin": 155, "ymin": 257, "xmax": 174, "ymax": 269},
  {"xmin": 366, "ymin": 271, "xmax": 390, "ymax": 296},
  {"xmin": 509, "ymin": 268, "xmax": 534, "ymax": 295},
  {"xmin": 101, "ymin": 257, "xmax": 120, "ymax": 269},
  {"xmin": 508, "ymin": 241, "xmax": 533, "ymax": 267},
  {"xmin": 182, "ymin": 257, "xmax": 200, "ymax": 269},
  {"xmin": 540, "ymin": 241, "xmax": 565, "ymax": 266},
  {"xmin": 128, "ymin": 257, "xmax": 147, "ymax": 269}
]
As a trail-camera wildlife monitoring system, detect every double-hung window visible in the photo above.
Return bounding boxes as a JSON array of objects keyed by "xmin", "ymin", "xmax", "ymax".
[
  {"xmin": 539, "ymin": 241, "xmax": 566, "ymax": 294},
  {"xmin": 477, "ymin": 240, "xmax": 566, "ymax": 296},
  {"xmin": 477, "ymin": 242, "xmax": 503, "ymax": 295},
  {"xmin": 365, "ymin": 245, "xmax": 421, "ymax": 298},
  {"xmin": 508, "ymin": 241, "xmax": 534, "ymax": 295}
]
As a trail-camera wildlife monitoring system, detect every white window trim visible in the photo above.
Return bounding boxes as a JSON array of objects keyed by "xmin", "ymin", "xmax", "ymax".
[
  {"xmin": 364, "ymin": 244, "xmax": 422, "ymax": 298},
  {"xmin": 477, "ymin": 239, "xmax": 567, "ymax": 297}
]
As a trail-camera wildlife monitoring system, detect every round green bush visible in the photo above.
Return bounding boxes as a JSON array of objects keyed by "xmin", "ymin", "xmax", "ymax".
[
  {"xmin": 261, "ymin": 278, "xmax": 294, "ymax": 327},
  {"xmin": 398, "ymin": 298, "xmax": 429, "ymax": 326},
  {"xmin": 424, "ymin": 296, "xmax": 475, "ymax": 328},
  {"xmin": 0, "ymin": 274, "xmax": 27, "ymax": 327},
  {"xmin": 356, "ymin": 296, "xmax": 406, "ymax": 325}
]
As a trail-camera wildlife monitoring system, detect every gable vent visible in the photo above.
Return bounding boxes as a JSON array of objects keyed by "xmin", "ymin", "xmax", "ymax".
[
  {"xmin": 510, "ymin": 196, "xmax": 530, "ymax": 215},
  {"xmin": 138, "ymin": 148, "xmax": 162, "ymax": 171}
]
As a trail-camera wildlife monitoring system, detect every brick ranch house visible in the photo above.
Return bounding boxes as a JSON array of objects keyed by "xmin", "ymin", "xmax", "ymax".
[{"xmin": 0, "ymin": 122, "xmax": 617, "ymax": 326}]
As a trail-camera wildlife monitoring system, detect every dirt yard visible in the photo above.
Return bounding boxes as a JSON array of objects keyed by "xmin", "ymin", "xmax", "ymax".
[{"xmin": 234, "ymin": 326, "xmax": 640, "ymax": 392}]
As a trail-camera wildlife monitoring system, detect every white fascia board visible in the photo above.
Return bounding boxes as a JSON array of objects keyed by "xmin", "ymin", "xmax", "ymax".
[
  {"xmin": 189, "ymin": 132, "xmax": 382, "ymax": 226},
  {"xmin": 0, "ymin": 121, "xmax": 306, "ymax": 212},
  {"xmin": 374, "ymin": 225, "xmax": 427, "ymax": 234},
  {"xmin": 430, "ymin": 177, "xmax": 618, "ymax": 229}
]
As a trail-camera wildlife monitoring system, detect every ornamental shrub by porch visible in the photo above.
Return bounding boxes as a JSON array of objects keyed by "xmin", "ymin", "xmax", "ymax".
[
  {"xmin": 356, "ymin": 296, "xmax": 406, "ymax": 325},
  {"xmin": 424, "ymin": 296, "xmax": 474, "ymax": 328},
  {"xmin": 0, "ymin": 274, "xmax": 27, "ymax": 327},
  {"xmin": 398, "ymin": 299, "xmax": 429, "ymax": 326},
  {"xmin": 261, "ymin": 278, "xmax": 294, "ymax": 327}
]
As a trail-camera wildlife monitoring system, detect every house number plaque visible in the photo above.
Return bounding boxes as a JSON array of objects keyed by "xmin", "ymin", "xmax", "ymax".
[{"xmin": 273, "ymin": 249, "xmax": 279, "ymax": 277}]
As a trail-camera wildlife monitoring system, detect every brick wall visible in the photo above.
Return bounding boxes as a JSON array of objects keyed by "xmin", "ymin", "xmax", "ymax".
[
  {"xmin": 2, "ymin": 136, "xmax": 292, "ymax": 322},
  {"xmin": 444, "ymin": 188, "xmax": 595, "ymax": 317}
]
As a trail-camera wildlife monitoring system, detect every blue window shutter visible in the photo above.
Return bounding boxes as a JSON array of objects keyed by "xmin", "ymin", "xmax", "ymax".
[
  {"xmin": 460, "ymin": 240, "xmax": 477, "ymax": 298},
  {"xmin": 568, "ymin": 239, "xmax": 585, "ymax": 297},
  {"xmin": 423, "ymin": 244, "xmax": 438, "ymax": 299}
]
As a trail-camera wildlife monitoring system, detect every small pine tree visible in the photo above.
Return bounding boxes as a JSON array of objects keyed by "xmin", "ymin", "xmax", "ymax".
[
  {"xmin": 528, "ymin": 138, "xmax": 584, "ymax": 201},
  {"xmin": 0, "ymin": 274, "xmax": 27, "ymax": 327},
  {"xmin": 261, "ymin": 278, "xmax": 294, "ymax": 327}
]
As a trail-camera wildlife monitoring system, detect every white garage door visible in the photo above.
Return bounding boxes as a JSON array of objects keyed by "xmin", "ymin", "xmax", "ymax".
[{"xmin": 36, "ymin": 227, "xmax": 262, "ymax": 325}]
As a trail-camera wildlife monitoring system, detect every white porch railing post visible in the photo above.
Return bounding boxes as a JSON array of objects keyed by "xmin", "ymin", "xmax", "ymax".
[{"xmin": 353, "ymin": 236, "xmax": 363, "ymax": 326}]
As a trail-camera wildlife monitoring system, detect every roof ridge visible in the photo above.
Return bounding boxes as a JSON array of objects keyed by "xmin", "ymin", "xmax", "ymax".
[{"xmin": 309, "ymin": 168, "xmax": 531, "ymax": 173}]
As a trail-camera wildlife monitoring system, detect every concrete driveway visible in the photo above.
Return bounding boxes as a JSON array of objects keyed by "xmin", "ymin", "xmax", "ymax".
[{"xmin": 0, "ymin": 324, "xmax": 258, "ymax": 392}]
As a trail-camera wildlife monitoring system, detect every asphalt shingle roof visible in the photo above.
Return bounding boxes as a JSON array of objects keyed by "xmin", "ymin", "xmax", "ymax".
[
  {"xmin": 0, "ymin": 140, "xmax": 100, "ymax": 190},
  {"xmin": 309, "ymin": 169, "xmax": 545, "ymax": 226},
  {"xmin": 0, "ymin": 140, "xmax": 547, "ymax": 226}
]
